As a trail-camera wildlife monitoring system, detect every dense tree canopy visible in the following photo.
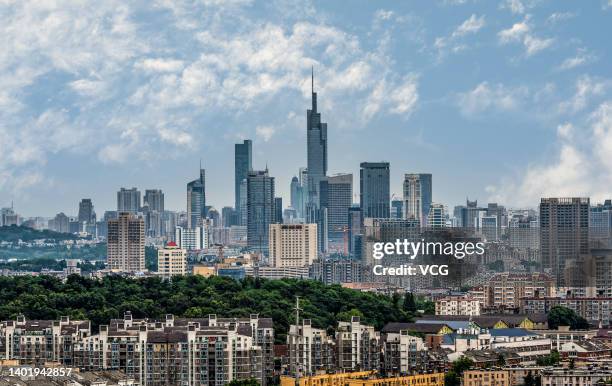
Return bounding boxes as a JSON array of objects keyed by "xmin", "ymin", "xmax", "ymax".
[
  {"xmin": 0, "ymin": 275, "xmax": 413, "ymax": 343},
  {"xmin": 547, "ymin": 306, "xmax": 589, "ymax": 330},
  {"xmin": 0, "ymin": 225, "xmax": 79, "ymax": 242}
]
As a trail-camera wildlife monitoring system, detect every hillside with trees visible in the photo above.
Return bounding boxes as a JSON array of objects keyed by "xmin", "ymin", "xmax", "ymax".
[
  {"xmin": 0, "ymin": 275, "xmax": 414, "ymax": 343},
  {"xmin": 0, "ymin": 225, "xmax": 80, "ymax": 242}
]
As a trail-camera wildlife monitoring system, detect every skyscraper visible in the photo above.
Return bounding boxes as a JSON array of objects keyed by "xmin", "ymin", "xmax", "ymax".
[
  {"xmin": 144, "ymin": 189, "xmax": 164, "ymax": 212},
  {"xmin": 187, "ymin": 168, "xmax": 206, "ymax": 229},
  {"xmin": 235, "ymin": 139, "xmax": 253, "ymax": 225},
  {"xmin": 274, "ymin": 197, "xmax": 283, "ymax": 224},
  {"xmin": 402, "ymin": 173, "xmax": 432, "ymax": 227},
  {"xmin": 290, "ymin": 176, "xmax": 305, "ymax": 218},
  {"xmin": 117, "ymin": 188, "xmax": 141, "ymax": 213},
  {"xmin": 306, "ymin": 70, "xmax": 327, "ymax": 208},
  {"xmin": 540, "ymin": 197, "xmax": 590, "ymax": 287},
  {"xmin": 427, "ymin": 203, "xmax": 446, "ymax": 229},
  {"xmin": 107, "ymin": 212, "xmax": 145, "ymax": 272},
  {"xmin": 78, "ymin": 199, "xmax": 95, "ymax": 224},
  {"xmin": 320, "ymin": 173, "xmax": 353, "ymax": 239},
  {"xmin": 348, "ymin": 205, "xmax": 362, "ymax": 258},
  {"xmin": 247, "ymin": 169, "xmax": 275, "ymax": 254},
  {"xmin": 359, "ymin": 162, "xmax": 390, "ymax": 220}
]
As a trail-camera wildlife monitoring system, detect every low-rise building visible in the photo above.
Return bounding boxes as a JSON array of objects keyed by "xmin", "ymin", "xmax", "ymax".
[
  {"xmin": 435, "ymin": 295, "xmax": 481, "ymax": 316},
  {"xmin": 280, "ymin": 371, "xmax": 445, "ymax": 386},
  {"xmin": 540, "ymin": 368, "xmax": 612, "ymax": 386},
  {"xmin": 463, "ymin": 369, "xmax": 511, "ymax": 386}
]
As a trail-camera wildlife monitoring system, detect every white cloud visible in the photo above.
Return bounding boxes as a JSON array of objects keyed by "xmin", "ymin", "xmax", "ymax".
[
  {"xmin": 488, "ymin": 101, "xmax": 612, "ymax": 206},
  {"xmin": 500, "ymin": 0, "xmax": 525, "ymax": 14},
  {"xmin": 158, "ymin": 128, "xmax": 194, "ymax": 146},
  {"xmin": 135, "ymin": 58, "xmax": 185, "ymax": 73},
  {"xmin": 498, "ymin": 17, "xmax": 554, "ymax": 56},
  {"xmin": 453, "ymin": 14, "xmax": 486, "ymax": 37},
  {"xmin": 498, "ymin": 20, "xmax": 530, "ymax": 43},
  {"xmin": 457, "ymin": 82, "xmax": 528, "ymax": 116},
  {"xmin": 256, "ymin": 126, "xmax": 275, "ymax": 142},
  {"xmin": 389, "ymin": 75, "xmax": 419, "ymax": 115},
  {"xmin": 557, "ymin": 50, "xmax": 596, "ymax": 71},
  {"xmin": 435, "ymin": 14, "xmax": 485, "ymax": 56},
  {"xmin": 559, "ymin": 76, "xmax": 608, "ymax": 114},
  {"xmin": 547, "ymin": 12, "xmax": 575, "ymax": 24}
]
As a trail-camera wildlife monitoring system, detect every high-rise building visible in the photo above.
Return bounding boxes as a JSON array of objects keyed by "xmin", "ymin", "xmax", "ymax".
[
  {"xmin": 348, "ymin": 205, "xmax": 362, "ymax": 258},
  {"xmin": 247, "ymin": 169, "xmax": 275, "ymax": 254},
  {"xmin": 49, "ymin": 212, "xmax": 70, "ymax": 233},
  {"xmin": 335, "ymin": 317, "xmax": 381, "ymax": 372},
  {"xmin": 107, "ymin": 212, "xmax": 145, "ymax": 272},
  {"xmin": 269, "ymin": 223, "xmax": 318, "ymax": 268},
  {"xmin": 235, "ymin": 139, "xmax": 253, "ymax": 225},
  {"xmin": 360, "ymin": 162, "xmax": 390, "ymax": 220},
  {"xmin": 427, "ymin": 203, "xmax": 446, "ymax": 228},
  {"xmin": 77, "ymin": 199, "xmax": 95, "ymax": 224},
  {"xmin": 540, "ymin": 197, "xmax": 590, "ymax": 286},
  {"xmin": 222, "ymin": 206, "xmax": 238, "ymax": 227},
  {"xmin": 320, "ymin": 173, "xmax": 352, "ymax": 240},
  {"xmin": 274, "ymin": 197, "xmax": 283, "ymax": 224},
  {"xmin": 306, "ymin": 70, "xmax": 327, "ymax": 208},
  {"xmin": 117, "ymin": 187, "xmax": 141, "ymax": 213},
  {"xmin": 239, "ymin": 179, "xmax": 248, "ymax": 227},
  {"xmin": 157, "ymin": 241, "xmax": 187, "ymax": 279},
  {"xmin": 290, "ymin": 176, "xmax": 305, "ymax": 218},
  {"xmin": 403, "ymin": 173, "xmax": 432, "ymax": 227},
  {"xmin": 187, "ymin": 168, "xmax": 206, "ymax": 229},
  {"xmin": 144, "ymin": 189, "xmax": 164, "ymax": 212},
  {"xmin": 175, "ymin": 226, "xmax": 208, "ymax": 250},
  {"xmin": 391, "ymin": 198, "xmax": 403, "ymax": 219}
]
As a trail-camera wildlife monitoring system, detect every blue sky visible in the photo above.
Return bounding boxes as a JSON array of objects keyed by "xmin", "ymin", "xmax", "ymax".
[{"xmin": 1, "ymin": 0, "xmax": 612, "ymax": 217}]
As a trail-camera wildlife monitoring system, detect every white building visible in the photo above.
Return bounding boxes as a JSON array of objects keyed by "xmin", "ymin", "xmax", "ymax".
[
  {"xmin": 435, "ymin": 295, "xmax": 481, "ymax": 316},
  {"xmin": 157, "ymin": 241, "xmax": 187, "ymax": 279},
  {"xmin": 175, "ymin": 225, "xmax": 208, "ymax": 250}
]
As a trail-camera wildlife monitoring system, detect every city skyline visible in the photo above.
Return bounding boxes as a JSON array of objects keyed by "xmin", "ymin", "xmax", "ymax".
[{"xmin": 2, "ymin": 1, "xmax": 612, "ymax": 217}]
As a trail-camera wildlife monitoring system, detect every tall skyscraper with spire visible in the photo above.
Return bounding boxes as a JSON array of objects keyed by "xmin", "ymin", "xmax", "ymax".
[{"xmin": 306, "ymin": 68, "xmax": 328, "ymax": 209}]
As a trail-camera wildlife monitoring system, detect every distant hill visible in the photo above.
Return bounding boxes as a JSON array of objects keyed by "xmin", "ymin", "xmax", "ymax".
[{"xmin": 0, "ymin": 225, "xmax": 79, "ymax": 243}]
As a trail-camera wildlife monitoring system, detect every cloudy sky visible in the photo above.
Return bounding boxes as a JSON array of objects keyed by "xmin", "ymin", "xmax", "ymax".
[{"xmin": 2, "ymin": 0, "xmax": 612, "ymax": 217}]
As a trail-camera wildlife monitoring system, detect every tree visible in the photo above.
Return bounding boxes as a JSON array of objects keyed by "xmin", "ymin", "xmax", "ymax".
[
  {"xmin": 496, "ymin": 354, "xmax": 506, "ymax": 366},
  {"xmin": 548, "ymin": 306, "xmax": 589, "ymax": 330},
  {"xmin": 445, "ymin": 357, "xmax": 474, "ymax": 386},
  {"xmin": 227, "ymin": 378, "xmax": 259, "ymax": 386},
  {"xmin": 524, "ymin": 372, "xmax": 541, "ymax": 386},
  {"xmin": 404, "ymin": 293, "xmax": 417, "ymax": 313},
  {"xmin": 536, "ymin": 350, "xmax": 561, "ymax": 366}
]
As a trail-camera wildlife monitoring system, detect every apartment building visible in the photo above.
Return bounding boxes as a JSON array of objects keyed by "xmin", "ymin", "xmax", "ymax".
[
  {"xmin": 0, "ymin": 315, "xmax": 91, "ymax": 366},
  {"xmin": 520, "ymin": 297, "xmax": 612, "ymax": 327},
  {"xmin": 0, "ymin": 313, "xmax": 273, "ymax": 386},
  {"xmin": 463, "ymin": 370, "xmax": 511, "ymax": 386},
  {"xmin": 287, "ymin": 319, "xmax": 335, "ymax": 376},
  {"xmin": 487, "ymin": 273, "xmax": 554, "ymax": 308},
  {"xmin": 335, "ymin": 316, "xmax": 380, "ymax": 372},
  {"xmin": 435, "ymin": 295, "xmax": 481, "ymax": 316},
  {"xmin": 157, "ymin": 241, "xmax": 187, "ymax": 278},
  {"xmin": 540, "ymin": 368, "xmax": 612, "ymax": 386},
  {"xmin": 381, "ymin": 328, "xmax": 430, "ymax": 374}
]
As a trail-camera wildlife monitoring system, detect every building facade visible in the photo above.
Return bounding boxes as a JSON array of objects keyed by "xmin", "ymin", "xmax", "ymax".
[{"xmin": 107, "ymin": 212, "xmax": 145, "ymax": 272}]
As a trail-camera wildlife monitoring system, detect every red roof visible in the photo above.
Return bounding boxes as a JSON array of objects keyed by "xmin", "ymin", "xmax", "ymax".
[{"xmin": 167, "ymin": 241, "xmax": 177, "ymax": 247}]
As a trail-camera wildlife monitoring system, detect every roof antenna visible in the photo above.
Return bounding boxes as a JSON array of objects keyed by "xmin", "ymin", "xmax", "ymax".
[{"xmin": 311, "ymin": 65, "xmax": 314, "ymax": 93}]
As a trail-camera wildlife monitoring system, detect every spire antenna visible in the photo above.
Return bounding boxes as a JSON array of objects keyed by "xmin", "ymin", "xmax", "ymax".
[{"xmin": 311, "ymin": 66, "xmax": 314, "ymax": 93}]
